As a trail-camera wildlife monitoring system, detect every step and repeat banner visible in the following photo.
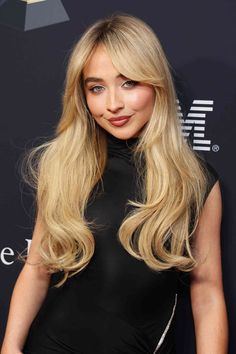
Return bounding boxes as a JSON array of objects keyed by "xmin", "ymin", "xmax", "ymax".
[{"xmin": 0, "ymin": 1, "xmax": 235, "ymax": 353}]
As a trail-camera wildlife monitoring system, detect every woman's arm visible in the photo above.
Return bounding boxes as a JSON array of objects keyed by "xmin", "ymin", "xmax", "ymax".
[
  {"xmin": 1, "ymin": 210, "xmax": 51, "ymax": 354},
  {"xmin": 190, "ymin": 181, "xmax": 228, "ymax": 354}
]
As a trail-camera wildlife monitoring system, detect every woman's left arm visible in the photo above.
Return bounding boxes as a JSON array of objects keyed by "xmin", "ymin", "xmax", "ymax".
[{"xmin": 190, "ymin": 180, "xmax": 228, "ymax": 354}]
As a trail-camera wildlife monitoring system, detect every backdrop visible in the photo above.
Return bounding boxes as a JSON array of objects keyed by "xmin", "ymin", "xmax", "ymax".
[{"xmin": 0, "ymin": 1, "xmax": 235, "ymax": 353}]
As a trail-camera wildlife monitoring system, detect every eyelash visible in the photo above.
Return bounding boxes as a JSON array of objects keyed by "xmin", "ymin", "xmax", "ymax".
[{"xmin": 88, "ymin": 80, "xmax": 138, "ymax": 93}]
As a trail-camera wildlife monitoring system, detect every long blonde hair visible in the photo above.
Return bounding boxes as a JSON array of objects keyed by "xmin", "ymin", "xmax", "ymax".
[{"xmin": 21, "ymin": 13, "xmax": 209, "ymax": 287}]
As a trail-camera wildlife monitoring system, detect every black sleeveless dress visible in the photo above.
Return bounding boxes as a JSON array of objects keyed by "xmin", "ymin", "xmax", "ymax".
[{"xmin": 23, "ymin": 132, "xmax": 219, "ymax": 354}]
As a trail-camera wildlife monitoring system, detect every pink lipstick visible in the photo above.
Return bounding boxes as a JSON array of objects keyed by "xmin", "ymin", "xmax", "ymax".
[{"xmin": 108, "ymin": 115, "xmax": 131, "ymax": 127}]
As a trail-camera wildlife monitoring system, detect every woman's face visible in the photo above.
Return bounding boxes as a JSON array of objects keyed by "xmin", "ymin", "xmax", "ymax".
[{"xmin": 82, "ymin": 44, "xmax": 155, "ymax": 139}]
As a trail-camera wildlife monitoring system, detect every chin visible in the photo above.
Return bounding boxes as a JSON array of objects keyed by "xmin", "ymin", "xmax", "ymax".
[{"xmin": 110, "ymin": 131, "xmax": 139, "ymax": 140}]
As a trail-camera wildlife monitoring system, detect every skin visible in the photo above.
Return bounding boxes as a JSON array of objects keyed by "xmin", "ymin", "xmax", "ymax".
[
  {"xmin": 82, "ymin": 43, "xmax": 155, "ymax": 140},
  {"xmin": 190, "ymin": 181, "xmax": 228, "ymax": 353}
]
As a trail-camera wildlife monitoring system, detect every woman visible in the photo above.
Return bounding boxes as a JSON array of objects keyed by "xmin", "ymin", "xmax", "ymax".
[{"xmin": 1, "ymin": 13, "xmax": 228, "ymax": 354}]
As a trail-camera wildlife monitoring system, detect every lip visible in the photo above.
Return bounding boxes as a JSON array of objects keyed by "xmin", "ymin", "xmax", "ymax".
[
  {"xmin": 108, "ymin": 115, "xmax": 132, "ymax": 122},
  {"xmin": 108, "ymin": 115, "xmax": 132, "ymax": 127}
]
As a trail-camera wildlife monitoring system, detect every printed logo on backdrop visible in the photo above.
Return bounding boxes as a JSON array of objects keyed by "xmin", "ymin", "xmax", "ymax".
[
  {"xmin": 0, "ymin": 239, "xmax": 31, "ymax": 265},
  {"xmin": 178, "ymin": 99, "xmax": 219, "ymax": 152},
  {"xmin": 0, "ymin": 0, "xmax": 69, "ymax": 31}
]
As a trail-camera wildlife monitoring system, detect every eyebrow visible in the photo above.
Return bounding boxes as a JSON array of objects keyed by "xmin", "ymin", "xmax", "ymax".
[{"xmin": 83, "ymin": 73, "xmax": 127, "ymax": 86}]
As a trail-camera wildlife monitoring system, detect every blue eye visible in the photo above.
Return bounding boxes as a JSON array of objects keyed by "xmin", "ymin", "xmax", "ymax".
[
  {"xmin": 123, "ymin": 80, "xmax": 138, "ymax": 87},
  {"xmin": 89, "ymin": 86, "xmax": 104, "ymax": 93}
]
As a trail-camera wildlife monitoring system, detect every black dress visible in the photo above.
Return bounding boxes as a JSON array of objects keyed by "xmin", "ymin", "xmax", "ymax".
[{"xmin": 23, "ymin": 132, "xmax": 219, "ymax": 354}]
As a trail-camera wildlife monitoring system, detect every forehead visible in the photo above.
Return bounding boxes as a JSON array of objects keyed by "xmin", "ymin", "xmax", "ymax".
[{"xmin": 83, "ymin": 44, "xmax": 117, "ymax": 78}]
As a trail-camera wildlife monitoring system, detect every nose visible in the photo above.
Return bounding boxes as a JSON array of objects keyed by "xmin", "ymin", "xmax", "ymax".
[{"xmin": 106, "ymin": 89, "xmax": 124, "ymax": 113}]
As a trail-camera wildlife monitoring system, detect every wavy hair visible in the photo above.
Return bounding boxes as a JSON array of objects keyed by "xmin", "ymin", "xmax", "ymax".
[{"xmin": 21, "ymin": 13, "xmax": 209, "ymax": 287}]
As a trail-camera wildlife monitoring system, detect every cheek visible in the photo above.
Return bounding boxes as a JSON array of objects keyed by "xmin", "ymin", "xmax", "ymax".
[
  {"xmin": 86, "ymin": 95, "xmax": 104, "ymax": 117},
  {"xmin": 128, "ymin": 89, "xmax": 155, "ymax": 111}
]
